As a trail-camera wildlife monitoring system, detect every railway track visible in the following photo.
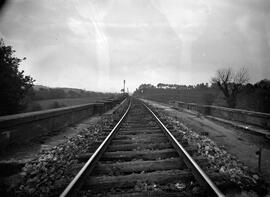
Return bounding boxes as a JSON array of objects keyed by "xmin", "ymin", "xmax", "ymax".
[{"xmin": 60, "ymin": 99, "xmax": 224, "ymax": 197}]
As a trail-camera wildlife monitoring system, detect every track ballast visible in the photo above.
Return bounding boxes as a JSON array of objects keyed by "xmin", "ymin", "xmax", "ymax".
[{"xmin": 61, "ymin": 99, "xmax": 224, "ymax": 197}]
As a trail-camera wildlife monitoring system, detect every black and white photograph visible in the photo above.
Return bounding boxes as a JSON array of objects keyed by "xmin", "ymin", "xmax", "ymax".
[{"xmin": 0, "ymin": 0, "xmax": 270, "ymax": 196}]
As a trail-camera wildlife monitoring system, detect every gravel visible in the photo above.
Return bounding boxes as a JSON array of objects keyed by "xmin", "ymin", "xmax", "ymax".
[
  {"xmin": 3, "ymin": 99, "xmax": 268, "ymax": 196},
  {"xmin": 150, "ymin": 105, "xmax": 268, "ymax": 196},
  {"xmin": 3, "ymin": 100, "xmax": 129, "ymax": 197}
]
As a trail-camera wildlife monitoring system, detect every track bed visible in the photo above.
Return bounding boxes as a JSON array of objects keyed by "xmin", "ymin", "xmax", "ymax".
[{"xmin": 61, "ymin": 100, "xmax": 223, "ymax": 197}]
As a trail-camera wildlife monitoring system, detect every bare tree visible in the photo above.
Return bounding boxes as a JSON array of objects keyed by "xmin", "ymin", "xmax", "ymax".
[{"xmin": 211, "ymin": 67, "xmax": 249, "ymax": 108}]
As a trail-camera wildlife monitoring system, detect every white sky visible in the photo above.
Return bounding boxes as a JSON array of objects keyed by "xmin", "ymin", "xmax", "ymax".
[{"xmin": 0, "ymin": 0, "xmax": 270, "ymax": 92}]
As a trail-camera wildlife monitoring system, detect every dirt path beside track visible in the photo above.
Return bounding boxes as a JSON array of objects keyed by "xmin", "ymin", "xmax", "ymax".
[{"xmin": 142, "ymin": 99, "xmax": 270, "ymax": 187}]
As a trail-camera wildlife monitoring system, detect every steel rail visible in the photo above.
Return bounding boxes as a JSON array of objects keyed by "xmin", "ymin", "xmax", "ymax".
[
  {"xmin": 60, "ymin": 100, "xmax": 131, "ymax": 197},
  {"xmin": 144, "ymin": 103, "xmax": 225, "ymax": 197}
]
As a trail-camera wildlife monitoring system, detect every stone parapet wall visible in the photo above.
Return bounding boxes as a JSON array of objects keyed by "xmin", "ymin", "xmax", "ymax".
[
  {"xmin": 175, "ymin": 101, "xmax": 270, "ymax": 129},
  {"xmin": 0, "ymin": 96, "xmax": 127, "ymax": 150}
]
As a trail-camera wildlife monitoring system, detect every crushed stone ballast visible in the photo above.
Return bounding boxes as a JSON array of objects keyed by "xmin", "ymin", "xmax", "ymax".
[{"xmin": 60, "ymin": 99, "xmax": 225, "ymax": 197}]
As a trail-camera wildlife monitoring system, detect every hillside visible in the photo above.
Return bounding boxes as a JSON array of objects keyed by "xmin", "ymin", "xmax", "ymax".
[
  {"xmin": 29, "ymin": 85, "xmax": 116, "ymax": 101},
  {"xmin": 22, "ymin": 85, "xmax": 119, "ymax": 113}
]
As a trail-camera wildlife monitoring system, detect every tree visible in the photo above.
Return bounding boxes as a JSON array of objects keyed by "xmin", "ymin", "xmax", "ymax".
[
  {"xmin": 0, "ymin": 39, "xmax": 35, "ymax": 115},
  {"xmin": 138, "ymin": 84, "xmax": 155, "ymax": 90},
  {"xmin": 211, "ymin": 67, "xmax": 249, "ymax": 108},
  {"xmin": 157, "ymin": 83, "xmax": 165, "ymax": 88}
]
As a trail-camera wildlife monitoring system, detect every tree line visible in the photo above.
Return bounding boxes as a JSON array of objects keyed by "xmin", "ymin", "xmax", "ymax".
[
  {"xmin": 139, "ymin": 83, "xmax": 211, "ymax": 91},
  {"xmin": 134, "ymin": 76, "xmax": 270, "ymax": 113}
]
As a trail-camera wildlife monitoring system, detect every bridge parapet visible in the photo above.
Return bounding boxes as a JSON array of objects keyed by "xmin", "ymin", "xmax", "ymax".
[
  {"xmin": 175, "ymin": 101, "xmax": 270, "ymax": 130},
  {"xmin": 0, "ymin": 96, "xmax": 126, "ymax": 151}
]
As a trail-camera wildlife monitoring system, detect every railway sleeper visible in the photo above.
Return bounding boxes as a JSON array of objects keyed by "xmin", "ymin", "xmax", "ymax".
[
  {"xmin": 92, "ymin": 156, "xmax": 208, "ymax": 175},
  {"xmin": 117, "ymin": 129, "xmax": 185, "ymax": 138},
  {"xmin": 110, "ymin": 137, "xmax": 169, "ymax": 145},
  {"xmin": 121, "ymin": 122, "xmax": 157, "ymax": 126},
  {"xmin": 125, "ymin": 117, "xmax": 153, "ymax": 120},
  {"xmin": 122, "ymin": 123, "xmax": 158, "ymax": 126},
  {"xmin": 111, "ymin": 132, "xmax": 188, "ymax": 146},
  {"xmin": 107, "ymin": 142, "xmax": 173, "ymax": 151},
  {"xmin": 90, "ymin": 190, "xmax": 196, "ymax": 197},
  {"xmin": 77, "ymin": 147, "xmax": 197, "ymax": 162},
  {"xmin": 112, "ymin": 133, "xmax": 166, "ymax": 140},
  {"xmin": 102, "ymin": 149, "xmax": 178, "ymax": 161},
  {"xmin": 83, "ymin": 169, "xmax": 194, "ymax": 190},
  {"xmin": 86, "ymin": 141, "xmax": 186, "ymax": 153},
  {"xmin": 117, "ymin": 130, "xmax": 160, "ymax": 135},
  {"xmin": 122, "ymin": 125, "xmax": 156, "ymax": 127},
  {"xmin": 119, "ymin": 128, "xmax": 160, "ymax": 132}
]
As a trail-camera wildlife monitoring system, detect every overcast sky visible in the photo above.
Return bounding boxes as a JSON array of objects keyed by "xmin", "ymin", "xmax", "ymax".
[{"xmin": 0, "ymin": 0, "xmax": 269, "ymax": 92}]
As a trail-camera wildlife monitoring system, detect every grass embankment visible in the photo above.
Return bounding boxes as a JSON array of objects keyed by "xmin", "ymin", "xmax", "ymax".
[{"xmin": 24, "ymin": 96, "xmax": 110, "ymax": 112}]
